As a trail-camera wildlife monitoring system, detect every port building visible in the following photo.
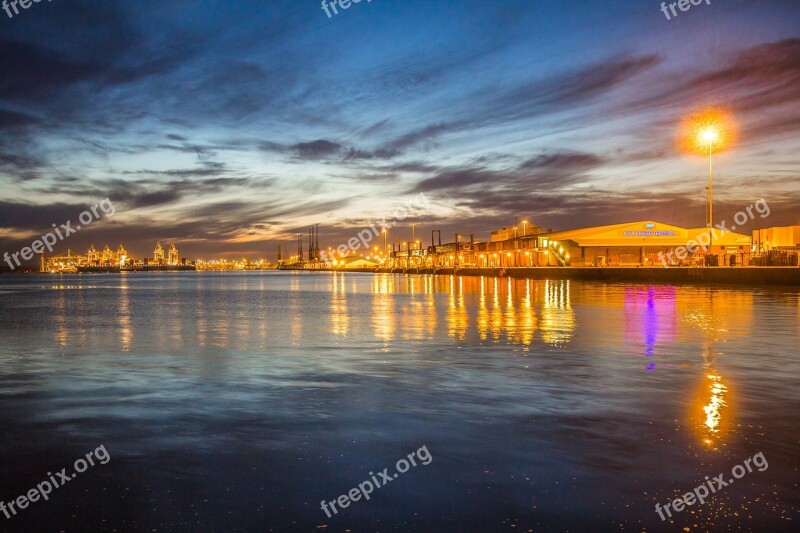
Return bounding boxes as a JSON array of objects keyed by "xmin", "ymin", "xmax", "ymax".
[
  {"xmin": 544, "ymin": 221, "xmax": 752, "ymax": 267},
  {"xmin": 753, "ymin": 225, "xmax": 800, "ymax": 252},
  {"xmin": 752, "ymin": 225, "xmax": 800, "ymax": 266},
  {"xmin": 419, "ymin": 220, "xmax": 753, "ymax": 268}
]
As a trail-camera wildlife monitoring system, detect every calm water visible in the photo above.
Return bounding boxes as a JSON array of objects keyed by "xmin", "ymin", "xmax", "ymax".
[{"xmin": 0, "ymin": 272, "xmax": 798, "ymax": 532}]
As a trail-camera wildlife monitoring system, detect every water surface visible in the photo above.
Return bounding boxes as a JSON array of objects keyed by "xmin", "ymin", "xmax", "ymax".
[{"xmin": 0, "ymin": 272, "xmax": 798, "ymax": 531}]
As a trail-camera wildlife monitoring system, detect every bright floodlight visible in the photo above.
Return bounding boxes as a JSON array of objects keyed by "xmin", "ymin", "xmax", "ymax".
[
  {"xmin": 700, "ymin": 127, "xmax": 719, "ymax": 146},
  {"xmin": 679, "ymin": 109, "xmax": 734, "ymax": 156}
]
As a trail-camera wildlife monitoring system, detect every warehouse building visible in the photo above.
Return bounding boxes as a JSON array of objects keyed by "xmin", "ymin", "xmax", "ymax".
[{"xmin": 544, "ymin": 221, "xmax": 752, "ymax": 267}]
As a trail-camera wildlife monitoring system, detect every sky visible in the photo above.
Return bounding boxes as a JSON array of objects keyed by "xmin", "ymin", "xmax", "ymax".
[{"xmin": 1, "ymin": 0, "xmax": 798, "ymax": 261}]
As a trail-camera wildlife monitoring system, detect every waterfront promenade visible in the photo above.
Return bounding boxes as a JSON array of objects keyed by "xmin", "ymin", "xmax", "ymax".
[{"xmin": 282, "ymin": 266, "xmax": 800, "ymax": 286}]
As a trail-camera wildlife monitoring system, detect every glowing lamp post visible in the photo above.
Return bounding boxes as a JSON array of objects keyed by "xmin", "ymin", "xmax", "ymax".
[
  {"xmin": 699, "ymin": 126, "xmax": 718, "ymax": 231},
  {"xmin": 680, "ymin": 110, "xmax": 735, "ymax": 260}
]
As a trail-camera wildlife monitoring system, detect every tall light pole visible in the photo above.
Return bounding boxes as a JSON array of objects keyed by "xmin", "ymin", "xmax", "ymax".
[
  {"xmin": 383, "ymin": 228, "xmax": 387, "ymax": 254},
  {"xmin": 522, "ymin": 220, "xmax": 528, "ymax": 237},
  {"xmin": 700, "ymin": 127, "xmax": 718, "ymax": 248},
  {"xmin": 411, "ymin": 223, "xmax": 416, "ymax": 249},
  {"xmin": 680, "ymin": 110, "xmax": 734, "ymax": 264}
]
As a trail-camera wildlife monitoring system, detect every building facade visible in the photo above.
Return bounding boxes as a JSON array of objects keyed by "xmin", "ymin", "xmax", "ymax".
[
  {"xmin": 544, "ymin": 221, "xmax": 752, "ymax": 267},
  {"xmin": 415, "ymin": 220, "xmax": 754, "ymax": 269}
]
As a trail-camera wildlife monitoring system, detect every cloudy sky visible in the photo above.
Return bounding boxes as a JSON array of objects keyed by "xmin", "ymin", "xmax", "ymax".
[{"xmin": 1, "ymin": 0, "xmax": 798, "ymax": 261}]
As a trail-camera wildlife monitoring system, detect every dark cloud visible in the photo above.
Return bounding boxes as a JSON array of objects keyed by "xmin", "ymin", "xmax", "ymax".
[
  {"xmin": 412, "ymin": 150, "xmax": 604, "ymax": 193},
  {"xmin": 359, "ymin": 119, "xmax": 392, "ymax": 138},
  {"xmin": 153, "ymin": 143, "xmax": 221, "ymax": 161},
  {"xmin": 0, "ymin": 201, "xmax": 98, "ymax": 230},
  {"xmin": 128, "ymin": 190, "xmax": 183, "ymax": 209},
  {"xmin": 518, "ymin": 153, "xmax": 605, "ymax": 171},
  {"xmin": 384, "ymin": 162, "xmax": 441, "ymax": 174},
  {"xmin": 0, "ymin": 38, "xmax": 100, "ymax": 103},
  {"xmin": 259, "ymin": 141, "xmax": 288, "ymax": 154},
  {"xmin": 475, "ymin": 54, "xmax": 661, "ymax": 126},
  {"xmin": 691, "ymin": 39, "xmax": 799, "ymax": 114},
  {"xmin": 27, "ymin": 176, "xmax": 256, "ymax": 212},
  {"xmin": 415, "ymin": 168, "xmax": 505, "ymax": 192},
  {"xmin": 0, "ymin": 108, "xmax": 40, "ymax": 129},
  {"xmin": 342, "ymin": 147, "xmax": 401, "ymax": 161},
  {"xmin": 346, "ymin": 173, "xmax": 398, "ymax": 182},
  {"xmin": 261, "ymin": 139, "xmax": 401, "ymax": 162},
  {"xmin": 115, "ymin": 177, "xmax": 253, "ymax": 208},
  {"xmin": 292, "ymin": 140, "xmax": 342, "ymax": 160},
  {"xmin": 517, "ymin": 152, "xmax": 607, "ymax": 188},
  {"xmin": 384, "ymin": 123, "xmax": 450, "ymax": 151},
  {"xmin": 0, "ymin": 151, "xmax": 44, "ymax": 172},
  {"xmin": 748, "ymin": 114, "xmax": 800, "ymax": 142}
]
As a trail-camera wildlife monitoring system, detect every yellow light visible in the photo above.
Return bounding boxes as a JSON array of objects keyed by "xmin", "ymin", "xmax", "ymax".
[
  {"xmin": 697, "ymin": 373, "xmax": 729, "ymax": 447},
  {"xmin": 679, "ymin": 108, "xmax": 736, "ymax": 155},
  {"xmin": 700, "ymin": 127, "xmax": 718, "ymax": 145}
]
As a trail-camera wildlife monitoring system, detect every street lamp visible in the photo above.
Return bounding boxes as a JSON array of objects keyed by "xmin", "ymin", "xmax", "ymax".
[
  {"xmin": 680, "ymin": 109, "xmax": 735, "ymax": 260},
  {"xmin": 699, "ymin": 126, "xmax": 718, "ymax": 231},
  {"xmin": 699, "ymin": 127, "xmax": 719, "ymax": 256},
  {"xmin": 522, "ymin": 220, "xmax": 528, "ymax": 236},
  {"xmin": 383, "ymin": 228, "xmax": 387, "ymax": 254}
]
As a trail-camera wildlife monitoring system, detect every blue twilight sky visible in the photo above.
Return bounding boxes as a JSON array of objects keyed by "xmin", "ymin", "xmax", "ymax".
[{"xmin": 0, "ymin": 0, "xmax": 798, "ymax": 259}]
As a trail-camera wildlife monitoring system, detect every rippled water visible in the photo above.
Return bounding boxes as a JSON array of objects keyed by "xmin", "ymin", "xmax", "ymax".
[{"xmin": 0, "ymin": 272, "xmax": 798, "ymax": 531}]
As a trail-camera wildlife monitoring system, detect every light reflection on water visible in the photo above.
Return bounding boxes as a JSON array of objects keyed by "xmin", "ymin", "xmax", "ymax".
[
  {"xmin": 702, "ymin": 373, "xmax": 728, "ymax": 441},
  {"xmin": 0, "ymin": 272, "xmax": 798, "ymax": 531}
]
